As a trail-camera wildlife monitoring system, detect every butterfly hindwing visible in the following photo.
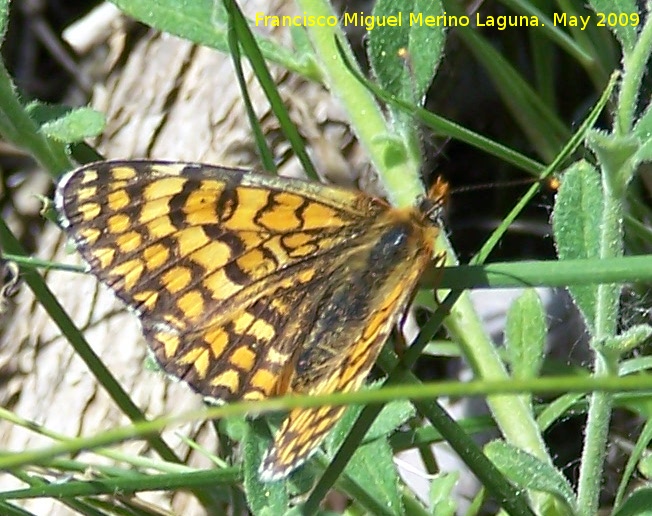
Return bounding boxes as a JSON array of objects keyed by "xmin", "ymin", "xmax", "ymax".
[{"xmin": 258, "ymin": 227, "xmax": 434, "ymax": 480}]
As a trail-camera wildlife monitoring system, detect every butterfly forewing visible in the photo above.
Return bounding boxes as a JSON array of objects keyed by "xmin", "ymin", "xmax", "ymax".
[{"xmin": 55, "ymin": 160, "xmax": 442, "ymax": 480}]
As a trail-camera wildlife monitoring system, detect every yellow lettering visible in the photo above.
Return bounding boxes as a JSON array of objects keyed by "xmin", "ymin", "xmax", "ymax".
[{"xmin": 410, "ymin": 12, "xmax": 422, "ymax": 25}]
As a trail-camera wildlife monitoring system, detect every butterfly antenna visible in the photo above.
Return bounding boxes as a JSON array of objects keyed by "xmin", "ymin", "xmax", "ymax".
[{"xmin": 449, "ymin": 176, "xmax": 558, "ymax": 196}]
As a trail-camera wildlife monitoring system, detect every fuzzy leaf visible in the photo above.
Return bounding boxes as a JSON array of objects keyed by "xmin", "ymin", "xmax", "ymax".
[
  {"xmin": 613, "ymin": 488, "xmax": 652, "ymax": 516},
  {"xmin": 633, "ymin": 103, "xmax": 652, "ymax": 163},
  {"xmin": 368, "ymin": 0, "xmax": 445, "ymax": 104},
  {"xmin": 603, "ymin": 324, "xmax": 652, "ymax": 356},
  {"xmin": 346, "ymin": 438, "xmax": 404, "ymax": 515},
  {"xmin": 587, "ymin": 130, "xmax": 638, "ymax": 197},
  {"xmin": 242, "ymin": 419, "xmax": 288, "ymax": 515},
  {"xmin": 40, "ymin": 107, "xmax": 105, "ymax": 143},
  {"xmin": 505, "ymin": 289, "xmax": 546, "ymax": 380},
  {"xmin": 485, "ymin": 440, "xmax": 576, "ymax": 514},
  {"xmin": 326, "ymin": 394, "xmax": 415, "ymax": 453},
  {"xmin": 552, "ymin": 161, "xmax": 603, "ymax": 331},
  {"xmin": 587, "ymin": 0, "xmax": 639, "ymax": 54},
  {"xmin": 429, "ymin": 472, "xmax": 458, "ymax": 516}
]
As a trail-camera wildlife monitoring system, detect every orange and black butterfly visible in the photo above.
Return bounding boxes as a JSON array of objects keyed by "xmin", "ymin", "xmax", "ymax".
[{"xmin": 55, "ymin": 160, "xmax": 446, "ymax": 480}]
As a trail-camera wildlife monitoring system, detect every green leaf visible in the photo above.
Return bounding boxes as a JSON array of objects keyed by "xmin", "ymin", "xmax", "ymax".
[
  {"xmin": 587, "ymin": 130, "xmax": 639, "ymax": 197},
  {"xmin": 368, "ymin": 401, "xmax": 415, "ymax": 441},
  {"xmin": 634, "ymin": 137, "xmax": 652, "ymax": 163},
  {"xmin": 112, "ymin": 0, "xmax": 229, "ymax": 49},
  {"xmin": 0, "ymin": 0, "xmax": 9, "ymax": 46},
  {"xmin": 345, "ymin": 438, "xmax": 404, "ymax": 515},
  {"xmin": 289, "ymin": 24, "xmax": 316, "ymax": 71},
  {"xmin": 325, "ymin": 392, "xmax": 415, "ymax": 454},
  {"xmin": 614, "ymin": 488, "xmax": 652, "ymax": 516},
  {"xmin": 587, "ymin": 0, "xmax": 640, "ymax": 55},
  {"xmin": 69, "ymin": 141, "xmax": 105, "ymax": 164},
  {"xmin": 634, "ymin": 101, "xmax": 652, "ymax": 136},
  {"xmin": 220, "ymin": 414, "xmax": 249, "ymax": 442},
  {"xmin": 142, "ymin": 353, "xmax": 161, "ymax": 372},
  {"xmin": 537, "ymin": 393, "xmax": 586, "ymax": 432},
  {"xmin": 26, "ymin": 101, "xmax": 75, "ymax": 125},
  {"xmin": 429, "ymin": 472, "xmax": 458, "ymax": 516},
  {"xmin": 367, "ymin": 0, "xmax": 445, "ymax": 163},
  {"xmin": 39, "ymin": 107, "xmax": 105, "ymax": 143},
  {"xmin": 485, "ymin": 440, "xmax": 576, "ymax": 514},
  {"xmin": 242, "ymin": 419, "xmax": 288, "ymax": 515},
  {"xmin": 633, "ymin": 103, "xmax": 652, "ymax": 163},
  {"xmin": 614, "ymin": 416, "xmax": 652, "ymax": 509},
  {"xmin": 368, "ymin": 0, "xmax": 445, "ymax": 104},
  {"xmin": 505, "ymin": 289, "xmax": 546, "ymax": 380},
  {"xmin": 603, "ymin": 324, "xmax": 652, "ymax": 356},
  {"xmin": 552, "ymin": 161, "xmax": 603, "ymax": 331},
  {"xmin": 637, "ymin": 453, "xmax": 652, "ymax": 479},
  {"xmin": 466, "ymin": 487, "xmax": 485, "ymax": 516}
]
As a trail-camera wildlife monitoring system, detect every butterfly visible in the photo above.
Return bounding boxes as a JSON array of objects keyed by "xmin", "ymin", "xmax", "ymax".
[{"xmin": 55, "ymin": 160, "xmax": 446, "ymax": 480}]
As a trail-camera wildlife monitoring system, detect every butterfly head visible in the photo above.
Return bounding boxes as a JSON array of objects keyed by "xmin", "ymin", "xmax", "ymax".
[{"xmin": 417, "ymin": 177, "xmax": 448, "ymax": 226}]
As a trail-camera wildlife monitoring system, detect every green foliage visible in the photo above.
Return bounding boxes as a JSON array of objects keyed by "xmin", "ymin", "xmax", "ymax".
[
  {"xmin": 368, "ymin": 0, "xmax": 445, "ymax": 161},
  {"xmin": 345, "ymin": 438, "xmax": 404, "ymax": 515},
  {"xmin": 428, "ymin": 472, "xmax": 458, "ymax": 516},
  {"xmin": 633, "ymin": 103, "xmax": 652, "ymax": 162},
  {"xmin": 38, "ymin": 106, "xmax": 106, "ymax": 143},
  {"xmin": 369, "ymin": 0, "xmax": 444, "ymax": 104},
  {"xmin": 505, "ymin": 289, "xmax": 546, "ymax": 381},
  {"xmin": 485, "ymin": 440, "xmax": 576, "ymax": 515},
  {"xmin": 242, "ymin": 420, "xmax": 289, "ymax": 515},
  {"xmin": 553, "ymin": 161, "xmax": 604, "ymax": 329},
  {"xmin": 613, "ymin": 488, "xmax": 652, "ymax": 516},
  {"xmin": 588, "ymin": 0, "xmax": 640, "ymax": 53}
]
